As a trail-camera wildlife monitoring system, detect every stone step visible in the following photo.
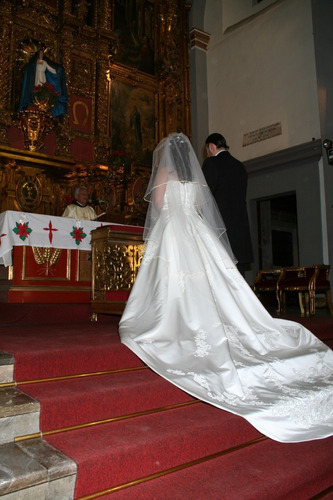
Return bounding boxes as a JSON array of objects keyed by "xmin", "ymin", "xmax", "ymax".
[
  {"xmin": 0, "ymin": 387, "xmax": 40, "ymax": 445},
  {"xmin": 0, "ymin": 355, "xmax": 77, "ymax": 499},
  {"xmin": 0, "ymin": 438, "xmax": 76, "ymax": 499},
  {"xmin": 0, "ymin": 351, "xmax": 14, "ymax": 384}
]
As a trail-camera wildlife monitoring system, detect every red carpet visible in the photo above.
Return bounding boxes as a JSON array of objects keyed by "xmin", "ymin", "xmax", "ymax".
[
  {"xmin": 20, "ymin": 370, "xmax": 195, "ymax": 431},
  {"xmin": 46, "ymin": 405, "xmax": 262, "ymax": 498},
  {"xmin": 0, "ymin": 303, "xmax": 100, "ymax": 326},
  {"xmin": 1, "ymin": 304, "xmax": 332, "ymax": 499},
  {"xmin": 103, "ymin": 438, "xmax": 333, "ymax": 500},
  {"xmin": 0, "ymin": 318, "xmax": 142, "ymax": 381}
]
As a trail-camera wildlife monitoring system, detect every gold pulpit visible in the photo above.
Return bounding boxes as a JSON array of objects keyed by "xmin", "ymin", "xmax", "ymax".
[{"xmin": 91, "ymin": 225, "xmax": 144, "ymax": 319}]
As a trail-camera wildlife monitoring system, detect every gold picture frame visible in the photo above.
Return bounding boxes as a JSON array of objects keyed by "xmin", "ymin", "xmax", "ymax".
[
  {"xmin": 114, "ymin": 0, "xmax": 155, "ymax": 76},
  {"xmin": 108, "ymin": 67, "xmax": 158, "ymax": 165}
]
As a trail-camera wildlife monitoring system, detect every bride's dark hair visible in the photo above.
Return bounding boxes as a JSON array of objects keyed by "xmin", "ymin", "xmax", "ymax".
[{"xmin": 169, "ymin": 135, "xmax": 193, "ymax": 181}]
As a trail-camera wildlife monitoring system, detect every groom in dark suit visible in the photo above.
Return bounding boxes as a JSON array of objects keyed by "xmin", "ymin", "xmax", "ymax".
[{"xmin": 202, "ymin": 133, "xmax": 253, "ymax": 276}]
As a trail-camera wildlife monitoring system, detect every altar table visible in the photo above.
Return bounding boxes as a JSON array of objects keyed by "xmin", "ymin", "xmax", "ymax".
[
  {"xmin": 0, "ymin": 211, "xmax": 143, "ymax": 305},
  {"xmin": 0, "ymin": 210, "xmax": 110, "ymax": 267}
]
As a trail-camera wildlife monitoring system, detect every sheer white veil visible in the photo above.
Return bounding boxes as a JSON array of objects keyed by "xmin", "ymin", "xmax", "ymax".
[{"xmin": 143, "ymin": 132, "xmax": 236, "ymax": 264}]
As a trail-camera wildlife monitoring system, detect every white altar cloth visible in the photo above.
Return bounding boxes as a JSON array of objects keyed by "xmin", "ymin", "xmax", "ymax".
[{"xmin": 0, "ymin": 211, "xmax": 117, "ymax": 267}]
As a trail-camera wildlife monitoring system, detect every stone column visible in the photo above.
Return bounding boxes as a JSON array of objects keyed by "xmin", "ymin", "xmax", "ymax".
[{"xmin": 189, "ymin": 27, "xmax": 210, "ymax": 161}]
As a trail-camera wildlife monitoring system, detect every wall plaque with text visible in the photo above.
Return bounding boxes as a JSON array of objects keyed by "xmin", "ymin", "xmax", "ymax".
[{"xmin": 243, "ymin": 122, "xmax": 282, "ymax": 146}]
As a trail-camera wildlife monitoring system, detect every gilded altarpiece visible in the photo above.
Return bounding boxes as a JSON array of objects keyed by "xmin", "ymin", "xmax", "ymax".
[
  {"xmin": 0, "ymin": 0, "xmax": 192, "ymax": 225},
  {"xmin": 0, "ymin": 0, "xmax": 191, "ymax": 303}
]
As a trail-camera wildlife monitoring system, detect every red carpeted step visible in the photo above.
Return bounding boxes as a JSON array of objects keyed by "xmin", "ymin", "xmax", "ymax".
[
  {"xmin": 0, "ymin": 321, "xmax": 143, "ymax": 381},
  {"xmin": 0, "ymin": 303, "xmax": 109, "ymax": 326},
  {"xmin": 19, "ymin": 369, "xmax": 195, "ymax": 431},
  {"xmin": 1, "ymin": 307, "xmax": 333, "ymax": 499},
  {"xmin": 45, "ymin": 403, "xmax": 262, "ymax": 499},
  {"xmin": 1, "ymin": 314, "xmax": 331, "ymax": 382},
  {"xmin": 103, "ymin": 435, "xmax": 333, "ymax": 500}
]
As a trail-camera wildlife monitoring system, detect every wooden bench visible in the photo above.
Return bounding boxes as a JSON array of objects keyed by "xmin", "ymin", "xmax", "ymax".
[
  {"xmin": 254, "ymin": 265, "xmax": 333, "ymax": 317},
  {"xmin": 253, "ymin": 269, "xmax": 282, "ymax": 312}
]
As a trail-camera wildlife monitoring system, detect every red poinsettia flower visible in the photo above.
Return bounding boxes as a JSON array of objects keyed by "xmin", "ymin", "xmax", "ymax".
[
  {"xmin": 13, "ymin": 222, "xmax": 32, "ymax": 241},
  {"xmin": 70, "ymin": 226, "xmax": 87, "ymax": 245},
  {"xmin": 33, "ymin": 82, "xmax": 59, "ymax": 108}
]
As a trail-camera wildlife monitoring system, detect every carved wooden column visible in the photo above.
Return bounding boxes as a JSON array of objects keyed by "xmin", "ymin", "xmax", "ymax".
[
  {"xmin": 95, "ymin": 45, "xmax": 112, "ymax": 164},
  {"xmin": 156, "ymin": 0, "xmax": 192, "ymax": 140},
  {"xmin": 0, "ymin": 1, "xmax": 14, "ymax": 144}
]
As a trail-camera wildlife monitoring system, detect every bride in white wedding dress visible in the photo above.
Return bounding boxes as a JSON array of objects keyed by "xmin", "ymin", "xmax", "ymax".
[{"xmin": 119, "ymin": 133, "xmax": 333, "ymax": 443}]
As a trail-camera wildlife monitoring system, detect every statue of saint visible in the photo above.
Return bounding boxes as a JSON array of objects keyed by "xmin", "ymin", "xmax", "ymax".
[{"xmin": 18, "ymin": 48, "xmax": 68, "ymax": 118}]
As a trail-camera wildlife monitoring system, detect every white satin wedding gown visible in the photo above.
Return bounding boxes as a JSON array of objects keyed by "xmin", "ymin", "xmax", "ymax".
[{"xmin": 119, "ymin": 181, "xmax": 333, "ymax": 443}]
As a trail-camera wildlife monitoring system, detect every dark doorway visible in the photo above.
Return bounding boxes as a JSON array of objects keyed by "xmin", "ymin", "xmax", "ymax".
[{"xmin": 257, "ymin": 193, "xmax": 299, "ymax": 269}]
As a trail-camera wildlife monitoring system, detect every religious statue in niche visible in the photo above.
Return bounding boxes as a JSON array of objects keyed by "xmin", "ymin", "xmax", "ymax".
[
  {"xmin": 18, "ymin": 46, "xmax": 68, "ymax": 118},
  {"xmin": 114, "ymin": 0, "xmax": 155, "ymax": 75}
]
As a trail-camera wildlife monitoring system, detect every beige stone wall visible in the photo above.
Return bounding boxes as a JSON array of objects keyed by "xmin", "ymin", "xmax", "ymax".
[{"xmin": 205, "ymin": 0, "xmax": 320, "ymax": 162}]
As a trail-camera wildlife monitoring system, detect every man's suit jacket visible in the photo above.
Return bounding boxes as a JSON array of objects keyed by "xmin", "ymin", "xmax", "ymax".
[{"xmin": 202, "ymin": 151, "xmax": 254, "ymax": 264}]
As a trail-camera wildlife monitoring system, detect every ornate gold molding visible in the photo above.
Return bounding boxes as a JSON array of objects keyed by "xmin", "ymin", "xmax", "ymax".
[
  {"xmin": 14, "ymin": 109, "xmax": 54, "ymax": 152},
  {"xmin": 31, "ymin": 247, "xmax": 63, "ymax": 277},
  {"xmin": 91, "ymin": 226, "xmax": 144, "ymax": 304}
]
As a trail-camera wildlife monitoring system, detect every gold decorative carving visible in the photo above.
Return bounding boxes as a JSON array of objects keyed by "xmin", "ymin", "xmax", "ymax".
[
  {"xmin": 108, "ymin": 39, "xmax": 120, "ymax": 67},
  {"xmin": 34, "ymin": 99, "xmax": 52, "ymax": 113},
  {"xmin": 71, "ymin": 56, "xmax": 94, "ymax": 93},
  {"xmin": 22, "ymin": 246, "xmax": 71, "ymax": 281},
  {"xmin": 16, "ymin": 174, "xmax": 42, "ymax": 212},
  {"xmin": 15, "ymin": 108, "xmax": 54, "ymax": 152},
  {"xmin": 105, "ymin": 243, "xmax": 134, "ymax": 290},
  {"xmin": 125, "ymin": 243, "xmax": 144, "ymax": 278},
  {"xmin": 91, "ymin": 225, "xmax": 144, "ymax": 318},
  {"xmin": 95, "ymin": 54, "xmax": 109, "ymax": 138},
  {"xmin": 72, "ymin": 101, "xmax": 89, "ymax": 127},
  {"xmin": 31, "ymin": 247, "xmax": 62, "ymax": 276},
  {"xmin": 75, "ymin": 1, "xmax": 90, "ymax": 23},
  {"xmin": 0, "ymin": 12, "xmax": 11, "ymax": 133},
  {"xmin": 92, "ymin": 236, "xmax": 143, "ymax": 298},
  {"xmin": 101, "ymin": 0, "xmax": 113, "ymax": 30}
]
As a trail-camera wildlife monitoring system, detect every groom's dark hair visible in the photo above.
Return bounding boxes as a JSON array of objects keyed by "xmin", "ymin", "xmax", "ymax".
[{"xmin": 205, "ymin": 133, "xmax": 229, "ymax": 150}]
